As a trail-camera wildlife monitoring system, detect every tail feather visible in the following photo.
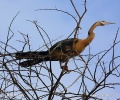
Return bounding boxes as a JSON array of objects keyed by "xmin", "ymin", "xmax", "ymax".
[
  {"xmin": 19, "ymin": 59, "xmax": 41, "ymax": 67},
  {"xmin": 15, "ymin": 51, "xmax": 48, "ymax": 60},
  {"xmin": 18, "ymin": 57, "xmax": 50, "ymax": 67}
]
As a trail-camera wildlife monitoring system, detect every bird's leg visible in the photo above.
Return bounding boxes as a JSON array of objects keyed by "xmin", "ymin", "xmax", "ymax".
[
  {"xmin": 64, "ymin": 59, "xmax": 71, "ymax": 72},
  {"xmin": 59, "ymin": 59, "xmax": 71, "ymax": 72}
]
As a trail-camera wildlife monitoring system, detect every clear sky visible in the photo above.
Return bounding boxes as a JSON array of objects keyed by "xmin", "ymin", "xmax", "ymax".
[{"xmin": 0, "ymin": 0, "xmax": 120, "ymax": 100}]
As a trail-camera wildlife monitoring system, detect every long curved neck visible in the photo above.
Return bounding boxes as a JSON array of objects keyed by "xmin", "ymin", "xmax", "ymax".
[
  {"xmin": 83, "ymin": 22, "xmax": 99, "ymax": 47},
  {"xmin": 88, "ymin": 22, "xmax": 99, "ymax": 35}
]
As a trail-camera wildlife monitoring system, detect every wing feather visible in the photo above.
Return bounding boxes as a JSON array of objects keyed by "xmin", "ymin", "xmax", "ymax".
[{"xmin": 50, "ymin": 38, "xmax": 78, "ymax": 52}]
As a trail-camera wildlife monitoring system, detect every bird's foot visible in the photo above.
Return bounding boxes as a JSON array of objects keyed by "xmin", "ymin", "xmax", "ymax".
[{"xmin": 61, "ymin": 66, "xmax": 71, "ymax": 72}]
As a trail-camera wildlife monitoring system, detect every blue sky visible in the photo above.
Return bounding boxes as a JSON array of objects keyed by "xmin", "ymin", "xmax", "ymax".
[{"xmin": 0, "ymin": 0, "xmax": 120, "ymax": 99}]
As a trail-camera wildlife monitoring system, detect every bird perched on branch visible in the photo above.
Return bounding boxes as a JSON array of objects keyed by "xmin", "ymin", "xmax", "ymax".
[{"xmin": 15, "ymin": 20, "xmax": 114, "ymax": 72}]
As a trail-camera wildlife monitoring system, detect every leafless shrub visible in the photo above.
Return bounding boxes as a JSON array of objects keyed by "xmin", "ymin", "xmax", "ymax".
[{"xmin": 0, "ymin": 0, "xmax": 120, "ymax": 100}]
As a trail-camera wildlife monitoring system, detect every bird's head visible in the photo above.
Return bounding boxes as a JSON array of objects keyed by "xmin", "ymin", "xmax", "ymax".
[
  {"xmin": 97, "ymin": 20, "xmax": 115, "ymax": 26},
  {"xmin": 88, "ymin": 20, "xmax": 115, "ymax": 35}
]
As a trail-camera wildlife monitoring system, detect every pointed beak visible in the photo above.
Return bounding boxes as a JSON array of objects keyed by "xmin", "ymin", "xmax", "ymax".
[{"xmin": 105, "ymin": 22, "xmax": 115, "ymax": 25}]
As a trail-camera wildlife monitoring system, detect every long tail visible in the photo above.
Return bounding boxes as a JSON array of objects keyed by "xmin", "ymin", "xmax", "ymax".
[
  {"xmin": 18, "ymin": 57, "xmax": 50, "ymax": 67},
  {"xmin": 15, "ymin": 51, "xmax": 50, "ymax": 67},
  {"xmin": 15, "ymin": 51, "xmax": 49, "ymax": 59}
]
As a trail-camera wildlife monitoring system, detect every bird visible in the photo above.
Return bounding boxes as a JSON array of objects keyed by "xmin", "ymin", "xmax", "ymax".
[{"xmin": 15, "ymin": 20, "xmax": 114, "ymax": 72}]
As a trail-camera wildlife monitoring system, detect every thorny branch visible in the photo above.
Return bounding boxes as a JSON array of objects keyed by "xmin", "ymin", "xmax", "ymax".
[{"xmin": 0, "ymin": 1, "xmax": 120, "ymax": 100}]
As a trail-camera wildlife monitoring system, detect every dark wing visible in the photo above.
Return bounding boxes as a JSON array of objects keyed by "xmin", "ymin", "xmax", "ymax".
[{"xmin": 50, "ymin": 38, "xmax": 78, "ymax": 52}]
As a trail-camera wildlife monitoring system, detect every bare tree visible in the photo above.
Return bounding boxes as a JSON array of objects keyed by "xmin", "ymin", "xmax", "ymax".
[{"xmin": 0, "ymin": 0, "xmax": 120, "ymax": 100}]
